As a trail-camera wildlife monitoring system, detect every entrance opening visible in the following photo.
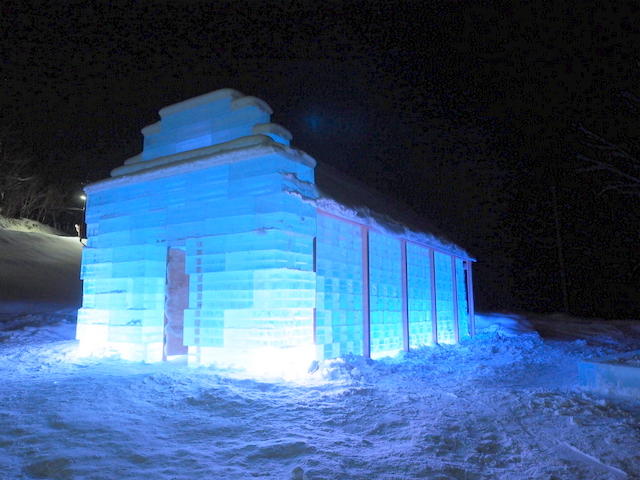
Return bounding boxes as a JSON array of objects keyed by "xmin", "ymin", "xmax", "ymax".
[{"xmin": 164, "ymin": 247, "xmax": 189, "ymax": 359}]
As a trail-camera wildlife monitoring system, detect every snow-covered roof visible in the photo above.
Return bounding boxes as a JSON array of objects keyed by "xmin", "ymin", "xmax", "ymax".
[
  {"xmin": 90, "ymin": 89, "xmax": 471, "ymax": 258},
  {"xmin": 312, "ymin": 162, "xmax": 471, "ymax": 258}
]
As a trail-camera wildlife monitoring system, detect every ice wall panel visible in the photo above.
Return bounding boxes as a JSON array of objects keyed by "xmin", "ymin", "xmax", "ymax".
[
  {"xmin": 78, "ymin": 227, "xmax": 168, "ymax": 361},
  {"xmin": 434, "ymin": 251, "xmax": 455, "ymax": 344},
  {"xmin": 406, "ymin": 243, "xmax": 434, "ymax": 348},
  {"xmin": 181, "ymin": 182, "xmax": 317, "ymax": 362},
  {"xmin": 368, "ymin": 231, "xmax": 403, "ymax": 358},
  {"xmin": 315, "ymin": 214, "xmax": 364, "ymax": 360},
  {"xmin": 185, "ymin": 230, "xmax": 314, "ymax": 273},
  {"xmin": 456, "ymin": 259, "xmax": 470, "ymax": 338},
  {"xmin": 76, "ymin": 307, "xmax": 165, "ymax": 349}
]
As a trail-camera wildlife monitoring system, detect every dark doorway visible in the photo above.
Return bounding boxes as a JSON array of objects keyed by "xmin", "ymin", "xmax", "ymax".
[{"xmin": 164, "ymin": 248, "xmax": 189, "ymax": 359}]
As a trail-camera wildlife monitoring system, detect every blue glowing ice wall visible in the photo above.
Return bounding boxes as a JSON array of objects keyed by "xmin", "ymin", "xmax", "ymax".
[
  {"xmin": 406, "ymin": 243, "xmax": 434, "ymax": 348},
  {"xmin": 77, "ymin": 89, "xmax": 318, "ymax": 367},
  {"xmin": 76, "ymin": 88, "xmax": 476, "ymax": 369},
  {"xmin": 314, "ymin": 214, "xmax": 364, "ymax": 359},
  {"xmin": 368, "ymin": 231, "xmax": 403, "ymax": 358},
  {"xmin": 313, "ymin": 210, "xmax": 476, "ymax": 360}
]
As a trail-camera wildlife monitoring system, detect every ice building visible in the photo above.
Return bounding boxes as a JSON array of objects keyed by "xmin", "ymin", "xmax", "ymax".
[{"xmin": 77, "ymin": 89, "xmax": 476, "ymax": 368}]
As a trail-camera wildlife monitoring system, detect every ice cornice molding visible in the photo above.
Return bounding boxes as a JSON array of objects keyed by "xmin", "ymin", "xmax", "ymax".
[
  {"xmin": 252, "ymin": 122, "xmax": 292, "ymax": 142},
  {"xmin": 124, "ymin": 122, "xmax": 293, "ymax": 167},
  {"xmin": 86, "ymin": 135, "xmax": 316, "ymax": 194},
  {"xmin": 156, "ymin": 89, "xmax": 274, "ymax": 118},
  {"xmin": 158, "ymin": 88, "xmax": 244, "ymax": 117},
  {"xmin": 152, "ymin": 89, "xmax": 273, "ymax": 125}
]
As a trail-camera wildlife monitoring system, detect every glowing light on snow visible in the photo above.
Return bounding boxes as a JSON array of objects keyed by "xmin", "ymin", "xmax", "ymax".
[
  {"xmin": 233, "ymin": 345, "xmax": 317, "ymax": 381},
  {"xmin": 75, "ymin": 323, "xmax": 108, "ymax": 357}
]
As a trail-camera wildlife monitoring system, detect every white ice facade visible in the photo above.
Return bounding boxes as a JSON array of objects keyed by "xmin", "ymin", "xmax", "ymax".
[{"xmin": 76, "ymin": 89, "xmax": 476, "ymax": 367}]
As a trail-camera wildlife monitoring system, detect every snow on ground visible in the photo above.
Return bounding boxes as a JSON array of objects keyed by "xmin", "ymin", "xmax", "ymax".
[
  {"xmin": 0, "ymin": 217, "xmax": 65, "ymax": 235},
  {"xmin": 1, "ymin": 312, "xmax": 639, "ymax": 480}
]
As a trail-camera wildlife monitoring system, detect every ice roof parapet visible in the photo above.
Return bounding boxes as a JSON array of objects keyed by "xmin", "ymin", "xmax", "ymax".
[{"xmin": 135, "ymin": 88, "xmax": 291, "ymax": 166}]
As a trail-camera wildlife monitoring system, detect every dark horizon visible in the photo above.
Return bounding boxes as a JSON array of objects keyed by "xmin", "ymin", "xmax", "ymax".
[{"xmin": 2, "ymin": 1, "xmax": 639, "ymax": 318}]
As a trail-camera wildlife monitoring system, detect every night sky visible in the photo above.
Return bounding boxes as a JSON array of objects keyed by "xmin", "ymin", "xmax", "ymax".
[{"xmin": 2, "ymin": 1, "xmax": 639, "ymax": 318}]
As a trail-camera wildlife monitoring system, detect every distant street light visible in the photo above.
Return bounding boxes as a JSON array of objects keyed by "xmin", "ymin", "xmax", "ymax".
[{"xmin": 75, "ymin": 192, "xmax": 87, "ymax": 245}]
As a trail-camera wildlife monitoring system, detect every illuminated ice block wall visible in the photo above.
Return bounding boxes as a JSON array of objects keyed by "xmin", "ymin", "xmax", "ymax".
[
  {"xmin": 368, "ymin": 231, "xmax": 403, "ymax": 357},
  {"xmin": 77, "ymin": 88, "xmax": 475, "ymax": 368},
  {"xmin": 315, "ymin": 212, "xmax": 475, "ymax": 361},
  {"xmin": 315, "ymin": 214, "xmax": 364, "ymax": 360},
  {"xmin": 77, "ymin": 89, "xmax": 317, "ymax": 365}
]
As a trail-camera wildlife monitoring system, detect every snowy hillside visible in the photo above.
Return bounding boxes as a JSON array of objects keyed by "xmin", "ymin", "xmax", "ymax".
[
  {"xmin": 0, "ymin": 313, "xmax": 639, "ymax": 479},
  {"xmin": 0, "ymin": 217, "xmax": 82, "ymax": 315},
  {"xmin": 0, "ymin": 217, "xmax": 66, "ymax": 235}
]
